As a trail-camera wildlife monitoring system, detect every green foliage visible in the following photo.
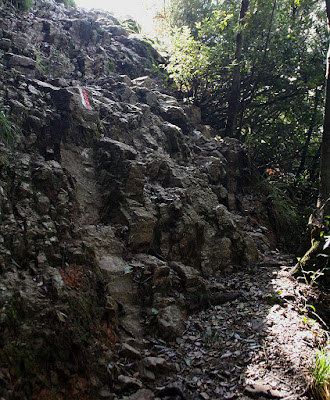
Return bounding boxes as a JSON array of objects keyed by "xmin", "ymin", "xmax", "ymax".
[
  {"xmin": 165, "ymin": 26, "xmax": 205, "ymax": 94},
  {"xmin": 166, "ymin": 0, "xmax": 219, "ymax": 37},
  {"xmin": 163, "ymin": 0, "xmax": 326, "ymax": 180},
  {"xmin": 2, "ymin": 0, "xmax": 33, "ymax": 10},
  {"xmin": 259, "ymin": 172, "xmax": 303, "ymax": 246},
  {"xmin": 0, "ymin": 107, "xmax": 20, "ymax": 148},
  {"xmin": 164, "ymin": 9, "xmax": 235, "ymax": 98},
  {"xmin": 107, "ymin": 58, "xmax": 116, "ymax": 74},
  {"xmin": 34, "ymin": 50, "xmax": 46, "ymax": 74},
  {"xmin": 55, "ymin": 0, "xmax": 76, "ymax": 7},
  {"xmin": 293, "ymin": 225, "xmax": 330, "ymax": 286},
  {"xmin": 120, "ymin": 18, "xmax": 142, "ymax": 34},
  {"xmin": 310, "ymin": 347, "xmax": 330, "ymax": 400},
  {"xmin": 2, "ymin": 0, "xmax": 76, "ymax": 9}
]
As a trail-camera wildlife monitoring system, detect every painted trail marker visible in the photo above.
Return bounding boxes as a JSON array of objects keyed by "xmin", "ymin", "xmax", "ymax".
[{"xmin": 79, "ymin": 87, "xmax": 93, "ymax": 110}]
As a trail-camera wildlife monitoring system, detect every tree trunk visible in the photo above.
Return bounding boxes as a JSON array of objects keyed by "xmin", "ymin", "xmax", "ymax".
[
  {"xmin": 315, "ymin": 0, "xmax": 330, "ymax": 222},
  {"xmin": 224, "ymin": 0, "xmax": 249, "ymax": 138},
  {"xmin": 291, "ymin": 1, "xmax": 330, "ymax": 281}
]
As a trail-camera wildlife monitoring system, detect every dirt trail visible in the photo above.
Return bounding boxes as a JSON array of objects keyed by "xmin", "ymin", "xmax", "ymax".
[{"xmin": 150, "ymin": 252, "xmax": 327, "ymax": 400}]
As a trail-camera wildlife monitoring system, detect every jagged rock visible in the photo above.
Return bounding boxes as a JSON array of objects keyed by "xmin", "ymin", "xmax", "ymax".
[
  {"xmin": 140, "ymin": 356, "xmax": 174, "ymax": 373},
  {"xmin": 184, "ymin": 104, "xmax": 201, "ymax": 125},
  {"xmin": 0, "ymin": 38, "xmax": 11, "ymax": 51},
  {"xmin": 168, "ymin": 261, "xmax": 206, "ymax": 294},
  {"xmin": 137, "ymin": 356, "xmax": 174, "ymax": 381},
  {"xmin": 6, "ymin": 53, "xmax": 36, "ymax": 70},
  {"xmin": 156, "ymin": 304, "xmax": 186, "ymax": 340},
  {"xmin": 120, "ymin": 343, "xmax": 142, "ymax": 360},
  {"xmin": 132, "ymin": 76, "xmax": 153, "ymax": 89}
]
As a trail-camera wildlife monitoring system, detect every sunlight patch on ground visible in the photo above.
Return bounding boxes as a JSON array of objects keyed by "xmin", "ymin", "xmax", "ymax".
[{"xmin": 244, "ymin": 272, "xmax": 325, "ymax": 398}]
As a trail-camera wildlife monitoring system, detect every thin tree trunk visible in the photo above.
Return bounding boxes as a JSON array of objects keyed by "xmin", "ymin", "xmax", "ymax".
[
  {"xmin": 224, "ymin": 0, "xmax": 249, "ymax": 138},
  {"xmin": 310, "ymin": 144, "xmax": 321, "ymax": 182},
  {"xmin": 297, "ymin": 88, "xmax": 320, "ymax": 176}
]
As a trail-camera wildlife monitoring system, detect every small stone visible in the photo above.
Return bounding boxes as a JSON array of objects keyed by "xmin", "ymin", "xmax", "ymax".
[
  {"xmin": 126, "ymin": 389, "xmax": 154, "ymax": 400},
  {"xmin": 0, "ymin": 38, "xmax": 11, "ymax": 51},
  {"xmin": 120, "ymin": 343, "xmax": 141, "ymax": 360},
  {"xmin": 99, "ymin": 387, "xmax": 113, "ymax": 398},
  {"xmin": 244, "ymin": 383, "xmax": 283, "ymax": 399},
  {"xmin": 132, "ymin": 76, "xmax": 152, "ymax": 89},
  {"xmin": 37, "ymin": 252, "xmax": 47, "ymax": 266},
  {"xmin": 28, "ymin": 84, "xmax": 40, "ymax": 95},
  {"xmin": 35, "ymin": 195, "xmax": 51, "ymax": 215},
  {"xmin": 116, "ymin": 375, "xmax": 142, "ymax": 392}
]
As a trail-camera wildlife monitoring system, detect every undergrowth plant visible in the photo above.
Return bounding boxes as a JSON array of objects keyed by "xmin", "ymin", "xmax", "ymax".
[
  {"xmin": 259, "ymin": 172, "xmax": 303, "ymax": 247},
  {"xmin": 2, "ymin": 0, "xmax": 76, "ymax": 9},
  {"xmin": 2, "ymin": 0, "xmax": 33, "ymax": 10},
  {"xmin": 310, "ymin": 347, "xmax": 330, "ymax": 400},
  {"xmin": 294, "ymin": 222, "xmax": 330, "ymax": 286},
  {"xmin": 0, "ymin": 108, "xmax": 20, "ymax": 148},
  {"xmin": 55, "ymin": 0, "xmax": 76, "ymax": 7}
]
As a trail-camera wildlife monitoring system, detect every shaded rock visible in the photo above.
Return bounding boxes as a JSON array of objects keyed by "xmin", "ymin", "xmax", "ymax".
[
  {"xmin": 153, "ymin": 265, "xmax": 171, "ymax": 291},
  {"xmin": 168, "ymin": 261, "xmax": 206, "ymax": 294},
  {"xmin": 116, "ymin": 375, "xmax": 143, "ymax": 392},
  {"xmin": 127, "ymin": 206, "xmax": 156, "ymax": 250},
  {"xmin": 140, "ymin": 356, "xmax": 174, "ymax": 373},
  {"xmin": 97, "ymin": 138, "xmax": 138, "ymax": 161},
  {"xmin": 6, "ymin": 53, "xmax": 36, "ymax": 69},
  {"xmin": 0, "ymin": 38, "xmax": 11, "ymax": 51},
  {"xmin": 125, "ymin": 389, "xmax": 155, "ymax": 400},
  {"xmin": 108, "ymin": 25, "xmax": 128, "ymax": 37},
  {"xmin": 120, "ymin": 343, "xmax": 142, "ymax": 360},
  {"xmin": 156, "ymin": 304, "xmax": 186, "ymax": 340},
  {"xmin": 99, "ymin": 387, "xmax": 113, "ymax": 398},
  {"xmin": 184, "ymin": 104, "xmax": 201, "ymax": 125},
  {"xmin": 244, "ymin": 383, "xmax": 283, "ymax": 399},
  {"xmin": 209, "ymin": 291, "xmax": 242, "ymax": 306},
  {"xmin": 137, "ymin": 356, "xmax": 174, "ymax": 381}
]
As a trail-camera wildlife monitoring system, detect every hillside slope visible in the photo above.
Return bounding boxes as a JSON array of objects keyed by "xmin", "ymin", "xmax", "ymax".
[{"xmin": 0, "ymin": 1, "xmax": 282, "ymax": 398}]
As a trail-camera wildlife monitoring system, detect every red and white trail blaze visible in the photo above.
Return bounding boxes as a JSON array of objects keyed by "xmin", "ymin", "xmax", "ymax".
[{"xmin": 79, "ymin": 87, "xmax": 93, "ymax": 110}]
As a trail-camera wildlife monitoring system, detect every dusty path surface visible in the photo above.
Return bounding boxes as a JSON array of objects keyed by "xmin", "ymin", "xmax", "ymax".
[{"xmin": 148, "ymin": 252, "xmax": 328, "ymax": 400}]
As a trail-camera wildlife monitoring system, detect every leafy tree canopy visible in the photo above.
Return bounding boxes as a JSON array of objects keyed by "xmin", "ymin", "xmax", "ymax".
[{"xmin": 161, "ymin": 0, "xmax": 327, "ymax": 182}]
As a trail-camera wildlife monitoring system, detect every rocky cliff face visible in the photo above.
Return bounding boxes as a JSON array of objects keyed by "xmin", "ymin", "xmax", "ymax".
[{"xmin": 0, "ymin": 1, "xmax": 270, "ymax": 398}]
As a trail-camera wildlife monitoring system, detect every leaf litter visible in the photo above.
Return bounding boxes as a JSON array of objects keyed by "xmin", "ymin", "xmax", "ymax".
[{"xmin": 151, "ymin": 252, "xmax": 328, "ymax": 400}]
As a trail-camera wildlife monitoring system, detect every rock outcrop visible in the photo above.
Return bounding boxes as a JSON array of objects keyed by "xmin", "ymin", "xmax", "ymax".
[{"xmin": 0, "ymin": 0, "xmax": 267, "ymax": 398}]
